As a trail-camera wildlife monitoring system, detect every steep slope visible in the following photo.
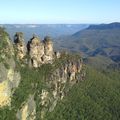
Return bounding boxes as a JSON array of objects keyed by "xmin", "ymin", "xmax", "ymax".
[
  {"xmin": 0, "ymin": 28, "xmax": 21, "ymax": 107},
  {"xmin": 45, "ymin": 67, "xmax": 120, "ymax": 120},
  {"xmin": 0, "ymin": 54, "xmax": 85, "ymax": 120}
]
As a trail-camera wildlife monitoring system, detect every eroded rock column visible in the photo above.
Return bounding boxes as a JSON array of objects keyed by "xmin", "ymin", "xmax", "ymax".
[
  {"xmin": 14, "ymin": 32, "xmax": 26, "ymax": 60},
  {"xmin": 43, "ymin": 36, "xmax": 54, "ymax": 63},
  {"xmin": 27, "ymin": 36, "xmax": 44, "ymax": 68}
]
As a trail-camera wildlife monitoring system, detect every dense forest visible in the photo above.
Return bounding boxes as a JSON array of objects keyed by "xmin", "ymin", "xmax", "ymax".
[
  {"xmin": 0, "ymin": 65, "xmax": 120, "ymax": 120},
  {"xmin": 45, "ymin": 67, "xmax": 120, "ymax": 120}
]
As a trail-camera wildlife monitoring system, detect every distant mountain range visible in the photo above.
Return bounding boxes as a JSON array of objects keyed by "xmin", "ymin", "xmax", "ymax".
[
  {"xmin": 54, "ymin": 22, "xmax": 120, "ymax": 69},
  {"xmin": 0, "ymin": 24, "xmax": 89, "ymax": 41},
  {"xmin": 87, "ymin": 22, "xmax": 120, "ymax": 30}
]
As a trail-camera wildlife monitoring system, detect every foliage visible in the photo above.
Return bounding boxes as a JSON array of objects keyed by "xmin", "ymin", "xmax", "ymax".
[
  {"xmin": 0, "ymin": 27, "xmax": 9, "ymax": 49},
  {"xmin": 0, "ymin": 27, "xmax": 10, "ymax": 63},
  {"xmin": 0, "ymin": 63, "xmax": 52, "ymax": 119},
  {"xmin": 0, "ymin": 58, "xmax": 119, "ymax": 120},
  {"xmin": 45, "ymin": 67, "xmax": 120, "ymax": 120},
  {"xmin": 0, "ymin": 28, "xmax": 119, "ymax": 120}
]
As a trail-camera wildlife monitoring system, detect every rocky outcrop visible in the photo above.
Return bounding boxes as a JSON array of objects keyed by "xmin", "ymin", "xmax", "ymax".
[
  {"xmin": 14, "ymin": 32, "xmax": 27, "ymax": 60},
  {"xmin": 0, "ymin": 29, "xmax": 21, "ymax": 107},
  {"xmin": 27, "ymin": 35, "xmax": 54, "ymax": 68},
  {"xmin": 13, "ymin": 32, "xmax": 84, "ymax": 119},
  {"xmin": 0, "ymin": 29, "xmax": 85, "ymax": 119},
  {"xmin": 27, "ymin": 35, "xmax": 45, "ymax": 68},
  {"xmin": 40, "ymin": 55, "xmax": 84, "ymax": 119},
  {"xmin": 13, "ymin": 33, "xmax": 59, "ymax": 67},
  {"xmin": 16, "ymin": 95, "xmax": 36, "ymax": 120},
  {"xmin": 42, "ymin": 36, "xmax": 54, "ymax": 63},
  {"xmin": 0, "ymin": 65, "xmax": 21, "ymax": 107},
  {"xmin": 55, "ymin": 51, "xmax": 61, "ymax": 59}
]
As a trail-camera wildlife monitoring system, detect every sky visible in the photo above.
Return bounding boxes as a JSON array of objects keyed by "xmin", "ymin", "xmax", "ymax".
[{"xmin": 0, "ymin": 0, "xmax": 120, "ymax": 24}]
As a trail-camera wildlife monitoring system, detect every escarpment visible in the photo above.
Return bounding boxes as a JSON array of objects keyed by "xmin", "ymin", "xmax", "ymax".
[
  {"xmin": 0, "ymin": 28, "xmax": 85, "ymax": 120},
  {"xmin": 0, "ymin": 28, "xmax": 21, "ymax": 107}
]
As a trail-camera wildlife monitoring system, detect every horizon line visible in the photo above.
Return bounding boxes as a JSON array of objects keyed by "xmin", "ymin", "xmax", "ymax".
[{"xmin": 0, "ymin": 22, "xmax": 120, "ymax": 25}]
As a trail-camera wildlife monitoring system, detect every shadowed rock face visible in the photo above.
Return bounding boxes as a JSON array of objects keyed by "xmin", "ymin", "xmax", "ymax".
[{"xmin": 14, "ymin": 32, "xmax": 27, "ymax": 60}]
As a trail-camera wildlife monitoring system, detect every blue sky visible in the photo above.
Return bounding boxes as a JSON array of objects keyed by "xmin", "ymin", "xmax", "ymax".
[{"xmin": 0, "ymin": 0, "xmax": 120, "ymax": 24}]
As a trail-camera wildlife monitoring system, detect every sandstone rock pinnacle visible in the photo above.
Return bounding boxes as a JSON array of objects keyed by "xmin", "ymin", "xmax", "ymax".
[
  {"xmin": 14, "ymin": 33, "xmax": 60, "ymax": 68},
  {"xmin": 27, "ymin": 35, "xmax": 44, "ymax": 68},
  {"xmin": 14, "ymin": 32, "xmax": 26, "ymax": 60},
  {"xmin": 27, "ymin": 35, "xmax": 54, "ymax": 67}
]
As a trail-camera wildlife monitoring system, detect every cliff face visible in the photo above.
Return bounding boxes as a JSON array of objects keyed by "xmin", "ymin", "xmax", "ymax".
[
  {"xmin": 16, "ymin": 95, "xmax": 36, "ymax": 120},
  {"xmin": 0, "ymin": 28, "xmax": 21, "ymax": 107},
  {"xmin": 40, "ymin": 55, "xmax": 84, "ymax": 119},
  {"xmin": 0, "ymin": 29, "xmax": 85, "ymax": 120}
]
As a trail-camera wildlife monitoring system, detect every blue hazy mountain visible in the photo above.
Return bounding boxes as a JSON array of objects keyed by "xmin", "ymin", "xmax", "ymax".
[
  {"xmin": 87, "ymin": 22, "xmax": 120, "ymax": 30},
  {"xmin": 54, "ymin": 22, "xmax": 120, "ymax": 69},
  {"xmin": 0, "ymin": 24, "xmax": 89, "ymax": 41}
]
